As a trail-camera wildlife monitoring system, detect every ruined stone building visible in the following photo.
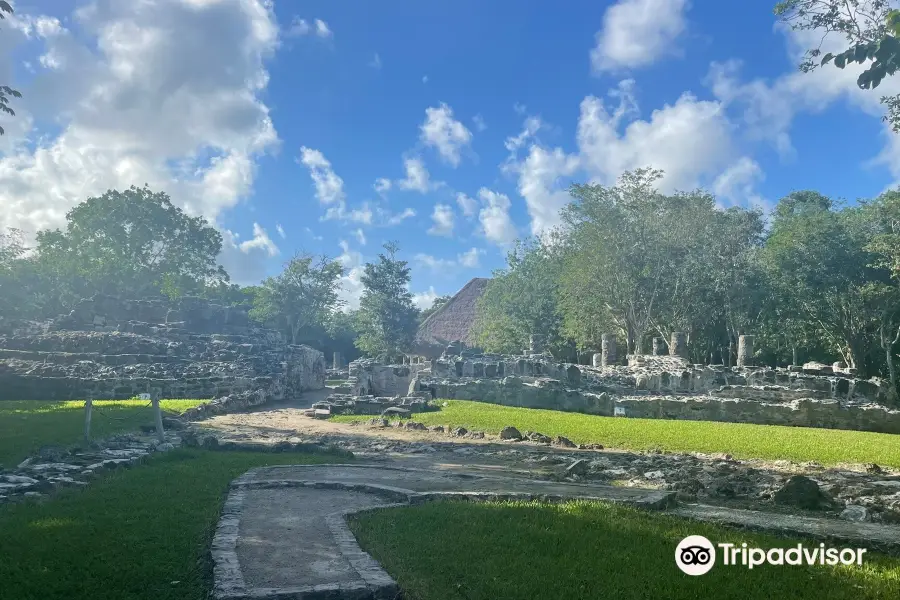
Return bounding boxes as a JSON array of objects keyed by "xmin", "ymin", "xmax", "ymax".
[{"xmin": 413, "ymin": 277, "xmax": 489, "ymax": 359}]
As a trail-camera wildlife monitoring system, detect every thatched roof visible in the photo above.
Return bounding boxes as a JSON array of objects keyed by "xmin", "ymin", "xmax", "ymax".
[{"xmin": 414, "ymin": 277, "xmax": 489, "ymax": 356}]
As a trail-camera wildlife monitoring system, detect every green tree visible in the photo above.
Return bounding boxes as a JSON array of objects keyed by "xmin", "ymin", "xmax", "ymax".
[
  {"xmin": 419, "ymin": 295, "xmax": 452, "ymax": 322},
  {"xmin": 249, "ymin": 253, "xmax": 344, "ymax": 346},
  {"xmin": 0, "ymin": 228, "xmax": 27, "ymax": 319},
  {"xmin": 759, "ymin": 191, "xmax": 891, "ymax": 372},
  {"xmin": 354, "ymin": 242, "xmax": 418, "ymax": 358},
  {"xmin": 0, "ymin": 2, "xmax": 22, "ymax": 135},
  {"xmin": 32, "ymin": 186, "xmax": 228, "ymax": 310},
  {"xmin": 472, "ymin": 238, "xmax": 565, "ymax": 355},
  {"xmin": 774, "ymin": 1, "xmax": 900, "ymax": 131}
]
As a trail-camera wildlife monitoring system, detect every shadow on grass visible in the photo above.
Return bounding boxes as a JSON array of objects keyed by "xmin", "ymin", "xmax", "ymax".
[
  {"xmin": 0, "ymin": 448, "xmax": 350, "ymax": 600},
  {"xmin": 350, "ymin": 500, "xmax": 900, "ymax": 600},
  {"xmin": 0, "ymin": 399, "xmax": 205, "ymax": 468}
]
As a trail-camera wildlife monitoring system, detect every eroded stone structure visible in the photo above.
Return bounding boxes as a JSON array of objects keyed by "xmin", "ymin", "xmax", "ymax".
[
  {"xmin": 405, "ymin": 350, "xmax": 900, "ymax": 434},
  {"xmin": 0, "ymin": 295, "xmax": 325, "ymax": 404}
]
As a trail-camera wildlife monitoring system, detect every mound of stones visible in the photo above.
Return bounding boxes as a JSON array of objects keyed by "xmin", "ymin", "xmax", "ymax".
[{"xmin": 0, "ymin": 295, "xmax": 325, "ymax": 407}]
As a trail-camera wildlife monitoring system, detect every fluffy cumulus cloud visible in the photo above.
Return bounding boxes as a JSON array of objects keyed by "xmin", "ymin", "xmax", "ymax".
[
  {"xmin": 427, "ymin": 203, "xmax": 455, "ymax": 237},
  {"xmin": 0, "ymin": 0, "xmax": 280, "ymax": 281},
  {"xmin": 396, "ymin": 157, "xmax": 434, "ymax": 193},
  {"xmin": 419, "ymin": 103, "xmax": 473, "ymax": 167},
  {"xmin": 336, "ymin": 240, "xmax": 365, "ymax": 310},
  {"xmin": 298, "ymin": 147, "xmax": 345, "ymax": 206},
  {"xmin": 456, "ymin": 192, "xmax": 477, "ymax": 218},
  {"xmin": 591, "ymin": 0, "xmax": 690, "ymax": 72},
  {"xmin": 477, "ymin": 188, "xmax": 518, "ymax": 246},
  {"xmin": 219, "ymin": 223, "xmax": 280, "ymax": 285},
  {"xmin": 411, "ymin": 286, "xmax": 439, "ymax": 310}
]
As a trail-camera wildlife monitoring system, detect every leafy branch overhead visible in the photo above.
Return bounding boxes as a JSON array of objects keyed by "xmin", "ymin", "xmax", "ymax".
[
  {"xmin": 775, "ymin": 1, "xmax": 900, "ymax": 131},
  {"xmin": 0, "ymin": 1, "xmax": 21, "ymax": 135}
]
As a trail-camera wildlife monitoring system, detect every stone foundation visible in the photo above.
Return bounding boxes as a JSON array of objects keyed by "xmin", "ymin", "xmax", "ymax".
[
  {"xmin": 0, "ymin": 295, "xmax": 325, "ymax": 403},
  {"xmin": 406, "ymin": 350, "xmax": 899, "ymax": 434}
]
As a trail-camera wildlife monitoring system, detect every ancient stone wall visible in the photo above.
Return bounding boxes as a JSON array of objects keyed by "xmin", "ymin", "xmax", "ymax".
[
  {"xmin": 349, "ymin": 359, "xmax": 429, "ymax": 397},
  {"xmin": 406, "ymin": 350, "xmax": 899, "ymax": 434},
  {"xmin": 0, "ymin": 295, "xmax": 325, "ymax": 402}
]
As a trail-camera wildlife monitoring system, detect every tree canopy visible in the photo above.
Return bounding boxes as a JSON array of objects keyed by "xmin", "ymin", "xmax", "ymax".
[{"xmin": 0, "ymin": 1, "xmax": 22, "ymax": 136}]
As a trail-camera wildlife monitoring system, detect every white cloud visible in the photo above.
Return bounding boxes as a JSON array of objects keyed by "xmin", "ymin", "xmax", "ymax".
[
  {"xmin": 337, "ymin": 240, "xmax": 365, "ymax": 310},
  {"xmin": 276, "ymin": 223, "xmax": 286, "ymax": 239},
  {"xmin": 419, "ymin": 103, "xmax": 473, "ymax": 167},
  {"xmin": 505, "ymin": 116, "xmax": 544, "ymax": 153},
  {"xmin": 324, "ymin": 201, "xmax": 373, "ymax": 225},
  {"xmin": 712, "ymin": 157, "xmax": 767, "ymax": 209},
  {"xmin": 298, "ymin": 147, "xmax": 344, "ymax": 205},
  {"xmin": 456, "ymin": 192, "xmax": 477, "ymax": 218},
  {"xmin": 219, "ymin": 223, "xmax": 280, "ymax": 285},
  {"xmin": 354, "ymin": 228, "xmax": 367, "ymax": 245},
  {"xmin": 477, "ymin": 188, "xmax": 518, "ymax": 246},
  {"xmin": 415, "ymin": 247, "xmax": 485, "ymax": 271},
  {"xmin": 458, "ymin": 247, "xmax": 484, "ymax": 268},
  {"xmin": 412, "ymin": 286, "xmax": 439, "ymax": 310},
  {"xmin": 314, "ymin": 19, "xmax": 332, "ymax": 38},
  {"xmin": 369, "ymin": 53, "xmax": 382, "ymax": 69},
  {"xmin": 289, "ymin": 17, "xmax": 331, "ymax": 38},
  {"xmin": 373, "ymin": 177, "xmax": 391, "ymax": 195},
  {"xmin": 427, "ymin": 203, "xmax": 455, "ymax": 237},
  {"xmin": 0, "ymin": 0, "xmax": 279, "ymax": 256},
  {"xmin": 472, "ymin": 114, "xmax": 487, "ymax": 132},
  {"xmin": 396, "ymin": 157, "xmax": 434, "ymax": 193},
  {"xmin": 517, "ymin": 146, "xmax": 580, "ymax": 236},
  {"xmin": 576, "ymin": 82, "xmax": 734, "ymax": 192},
  {"xmin": 591, "ymin": 0, "xmax": 690, "ymax": 72},
  {"xmin": 385, "ymin": 207, "xmax": 416, "ymax": 226}
]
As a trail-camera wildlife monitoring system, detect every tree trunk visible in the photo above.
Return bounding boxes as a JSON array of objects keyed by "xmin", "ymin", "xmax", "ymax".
[{"xmin": 792, "ymin": 345, "xmax": 798, "ymax": 367}]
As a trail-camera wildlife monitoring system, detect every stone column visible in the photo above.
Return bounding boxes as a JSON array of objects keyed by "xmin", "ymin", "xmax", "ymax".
[
  {"xmin": 669, "ymin": 332, "xmax": 687, "ymax": 358},
  {"xmin": 332, "ymin": 352, "xmax": 341, "ymax": 370},
  {"xmin": 737, "ymin": 335, "xmax": 754, "ymax": 368},
  {"xmin": 592, "ymin": 353, "xmax": 603, "ymax": 368},
  {"xmin": 652, "ymin": 337, "xmax": 664, "ymax": 356},
  {"xmin": 529, "ymin": 334, "xmax": 544, "ymax": 354},
  {"xmin": 601, "ymin": 334, "xmax": 616, "ymax": 366}
]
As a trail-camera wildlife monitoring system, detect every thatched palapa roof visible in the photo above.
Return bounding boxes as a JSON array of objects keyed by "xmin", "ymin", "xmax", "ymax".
[{"xmin": 414, "ymin": 277, "xmax": 490, "ymax": 357}]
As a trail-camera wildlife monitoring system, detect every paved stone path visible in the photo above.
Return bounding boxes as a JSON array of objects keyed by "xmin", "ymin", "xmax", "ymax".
[{"xmin": 212, "ymin": 463, "xmax": 674, "ymax": 600}]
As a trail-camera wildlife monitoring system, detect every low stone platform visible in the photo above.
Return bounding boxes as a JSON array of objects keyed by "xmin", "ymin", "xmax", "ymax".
[
  {"xmin": 213, "ymin": 463, "xmax": 900, "ymax": 599},
  {"xmin": 212, "ymin": 464, "xmax": 673, "ymax": 600}
]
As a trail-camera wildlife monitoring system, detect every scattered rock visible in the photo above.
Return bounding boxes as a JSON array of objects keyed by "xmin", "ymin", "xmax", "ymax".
[
  {"xmin": 578, "ymin": 443, "xmax": 605, "ymax": 450},
  {"xmin": 161, "ymin": 417, "xmax": 186, "ymax": 430},
  {"xmin": 181, "ymin": 431, "xmax": 199, "ymax": 447},
  {"xmin": 368, "ymin": 418, "xmax": 389, "ymax": 427},
  {"xmin": 499, "ymin": 426, "xmax": 523, "ymax": 441},
  {"xmin": 866, "ymin": 463, "xmax": 884, "ymax": 475},
  {"xmin": 773, "ymin": 475, "xmax": 836, "ymax": 510},
  {"xmin": 840, "ymin": 505, "xmax": 871, "ymax": 522},
  {"xmin": 429, "ymin": 425, "xmax": 445, "ymax": 433},
  {"xmin": 404, "ymin": 421, "xmax": 428, "ymax": 431},
  {"xmin": 469, "ymin": 431, "xmax": 485, "ymax": 439},
  {"xmin": 565, "ymin": 459, "xmax": 589, "ymax": 477},
  {"xmin": 155, "ymin": 442, "xmax": 175, "ymax": 452},
  {"xmin": 553, "ymin": 436, "xmax": 577, "ymax": 448},
  {"xmin": 202, "ymin": 436, "xmax": 220, "ymax": 449},
  {"xmin": 525, "ymin": 431, "xmax": 551, "ymax": 444},
  {"xmin": 643, "ymin": 470, "xmax": 666, "ymax": 481},
  {"xmin": 382, "ymin": 407, "xmax": 411, "ymax": 418},
  {"xmin": 451, "ymin": 427, "xmax": 468, "ymax": 437}
]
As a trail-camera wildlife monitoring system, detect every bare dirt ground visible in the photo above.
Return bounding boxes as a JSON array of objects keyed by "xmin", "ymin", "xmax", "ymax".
[{"xmin": 195, "ymin": 389, "xmax": 900, "ymax": 522}]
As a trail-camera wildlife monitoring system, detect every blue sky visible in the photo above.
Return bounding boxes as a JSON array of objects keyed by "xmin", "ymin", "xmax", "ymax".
[{"xmin": 1, "ymin": 0, "xmax": 898, "ymax": 309}]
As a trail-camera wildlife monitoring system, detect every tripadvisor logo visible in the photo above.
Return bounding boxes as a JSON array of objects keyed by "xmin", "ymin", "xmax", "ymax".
[{"xmin": 675, "ymin": 535, "xmax": 867, "ymax": 575}]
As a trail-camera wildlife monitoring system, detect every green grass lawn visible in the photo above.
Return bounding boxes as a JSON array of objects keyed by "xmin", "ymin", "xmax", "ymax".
[
  {"xmin": 350, "ymin": 499, "xmax": 900, "ymax": 600},
  {"xmin": 333, "ymin": 400, "xmax": 900, "ymax": 468},
  {"xmin": 0, "ymin": 399, "xmax": 208, "ymax": 468},
  {"xmin": 0, "ymin": 447, "xmax": 349, "ymax": 600}
]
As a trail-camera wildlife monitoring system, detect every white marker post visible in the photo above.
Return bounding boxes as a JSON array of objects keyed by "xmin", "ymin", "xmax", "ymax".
[
  {"xmin": 84, "ymin": 397, "xmax": 93, "ymax": 445},
  {"xmin": 151, "ymin": 390, "xmax": 165, "ymax": 443}
]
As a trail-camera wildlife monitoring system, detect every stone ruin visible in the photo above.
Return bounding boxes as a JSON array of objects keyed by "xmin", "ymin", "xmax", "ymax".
[
  {"xmin": 376, "ymin": 332, "xmax": 900, "ymax": 435},
  {"xmin": 309, "ymin": 357, "xmax": 435, "ymax": 418},
  {"xmin": 0, "ymin": 295, "xmax": 325, "ymax": 415}
]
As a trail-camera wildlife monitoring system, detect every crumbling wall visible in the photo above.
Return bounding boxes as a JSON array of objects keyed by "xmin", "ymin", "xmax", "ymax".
[
  {"xmin": 349, "ymin": 359, "xmax": 428, "ymax": 397},
  {"xmin": 0, "ymin": 295, "xmax": 325, "ymax": 402}
]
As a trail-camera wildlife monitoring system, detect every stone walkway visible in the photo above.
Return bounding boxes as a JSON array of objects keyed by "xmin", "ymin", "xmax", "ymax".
[
  {"xmin": 212, "ymin": 463, "xmax": 674, "ymax": 600},
  {"xmin": 212, "ymin": 461, "xmax": 900, "ymax": 600}
]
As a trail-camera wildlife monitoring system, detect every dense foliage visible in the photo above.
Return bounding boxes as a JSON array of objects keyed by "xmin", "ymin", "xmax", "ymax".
[{"xmin": 474, "ymin": 169, "xmax": 900, "ymax": 401}]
